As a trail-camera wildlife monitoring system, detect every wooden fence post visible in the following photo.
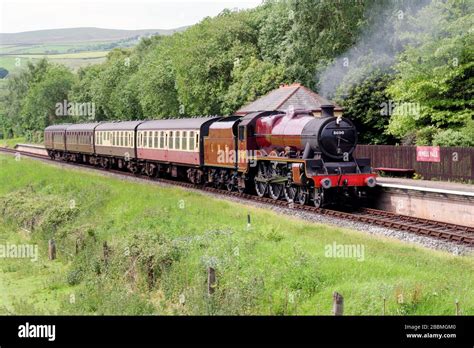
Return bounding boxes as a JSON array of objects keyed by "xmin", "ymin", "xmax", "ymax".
[
  {"xmin": 383, "ymin": 296, "xmax": 386, "ymax": 315},
  {"xmin": 103, "ymin": 241, "xmax": 109, "ymax": 266},
  {"xmin": 207, "ymin": 267, "xmax": 216, "ymax": 295},
  {"xmin": 455, "ymin": 299, "xmax": 460, "ymax": 316},
  {"xmin": 48, "ymin": 239, "xmax": 56, "ymax": 260},
  {"xmin": 332, "ymin": 292, "xmax": 344, "ymax": 316},
  {"xmin": 247, "ymin": 213, "xmax": 251, "ymax": 229}
]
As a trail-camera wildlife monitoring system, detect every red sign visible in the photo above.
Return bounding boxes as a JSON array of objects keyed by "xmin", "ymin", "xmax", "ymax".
[{"xmin": 416, "ymin": 146, "xmax": 440, "ymax": 162}]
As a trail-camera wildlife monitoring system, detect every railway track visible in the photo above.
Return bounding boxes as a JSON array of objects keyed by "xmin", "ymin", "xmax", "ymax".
[{"xmin": 1, "ymin": 145, "xmax": 473, "ymax": 246}]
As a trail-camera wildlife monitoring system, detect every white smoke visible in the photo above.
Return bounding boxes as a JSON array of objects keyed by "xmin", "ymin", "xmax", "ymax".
[{"xmin": 316, "ymin": 0, "xmax": 441, "ymax": 99}]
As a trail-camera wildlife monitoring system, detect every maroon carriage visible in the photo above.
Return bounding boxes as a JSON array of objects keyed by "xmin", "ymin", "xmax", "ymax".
[
  {"xmin": 94, "ymin": 121, "xmax": 143, "ymax": 169},
  {"xmin": 136, "ymin": 118, "xmax": 219, "ymax": 172},
  {"xmin": 44, "ymin": 124, "xmax": 70, "ymax": 159},
  {"xmin": 65, "ymin": 123, "xmax": 101, "ymax": 162}
]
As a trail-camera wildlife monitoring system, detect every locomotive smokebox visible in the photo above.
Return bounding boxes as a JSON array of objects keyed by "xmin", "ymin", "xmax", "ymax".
[{"xmin": 320, "ymin": 104, "xmax": 335, "ymax": 118}]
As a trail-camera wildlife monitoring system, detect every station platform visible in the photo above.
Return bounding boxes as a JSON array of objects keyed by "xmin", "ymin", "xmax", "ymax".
[{"xmin": 373, "ymin": 177, "xmax": 473, "ymax": 227}]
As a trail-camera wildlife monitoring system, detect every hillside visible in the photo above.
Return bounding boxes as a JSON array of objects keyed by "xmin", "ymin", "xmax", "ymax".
[
  {"xmin": 0, "ymin": 27, "xmax": 186, "ymax": 45},
  {"xmin": 0, "ymin": 154, "xmax": 473, "ymax": 315}
]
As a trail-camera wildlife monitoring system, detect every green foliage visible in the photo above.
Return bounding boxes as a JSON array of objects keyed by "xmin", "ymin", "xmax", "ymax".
[
  {"xmin": 336, "ymin": 72, "xmax": 396, "ymax": 144},
  {"xmin": 2, "ymin": 59, "xmax": 74, "ymax": 135},
  {"xmin": 283, "ymin": 0, "xmax": 373, "ymax": 88},
  {"xmin": 170, "ymin": 10, "xmax": 260, "ymax": 115},
  {"xmin": 432, "ymin": 128, "xmax": 474, "ymax": 147},
  {"xmin": 0, "ymin": 0, "xmax": 471, "ymax": 146},
  {"xmin": 133, "ymin": 37, "xmax": 181, "ymax": 117},
  {"xmin": 223, "ymin": 57, "xmax": 288, "ymax": 114},
  {"xmin": 387, "ymin": 0, "xmax": 474, "ymax": 145}
]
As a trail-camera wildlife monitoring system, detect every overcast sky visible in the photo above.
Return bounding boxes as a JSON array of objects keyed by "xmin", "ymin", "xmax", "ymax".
[{"xmin": 0, "ymin": 0, "xmax": 263, "ymax": 33}]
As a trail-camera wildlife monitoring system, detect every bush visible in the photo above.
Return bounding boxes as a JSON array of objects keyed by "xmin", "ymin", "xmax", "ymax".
[{"xmin": 432, "ymin": 129, "xmax": 474, "ymax": 147}]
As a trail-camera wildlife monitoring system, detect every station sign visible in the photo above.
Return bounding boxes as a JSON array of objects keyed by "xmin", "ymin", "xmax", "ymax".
[{"xmin": 416, "ymin": 146, "xmax": 441, "ymax": 162}]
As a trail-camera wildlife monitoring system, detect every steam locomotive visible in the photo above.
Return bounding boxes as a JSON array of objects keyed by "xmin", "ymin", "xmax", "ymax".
[{"xmin": 44, "ymin": 105, "xmax": 376, "ymax": 207}]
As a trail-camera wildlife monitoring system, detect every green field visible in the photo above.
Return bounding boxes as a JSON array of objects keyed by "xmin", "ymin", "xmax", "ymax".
[
  {"xmin": 0, "ymin": 155, "xmax": 472, "ymax": 315},
  {"xmin": 0, "ymin": 52, "xmax": 107, "ymax": 73},
  {"xmin": 0, "ymin": 42, "xmax": 112, "ymax": 55}
]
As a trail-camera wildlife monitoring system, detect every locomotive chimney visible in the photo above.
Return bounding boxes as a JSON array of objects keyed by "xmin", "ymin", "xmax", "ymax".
[{"xmin": 320, "ymin": 104, "xmax": 335, "ymax": 118}]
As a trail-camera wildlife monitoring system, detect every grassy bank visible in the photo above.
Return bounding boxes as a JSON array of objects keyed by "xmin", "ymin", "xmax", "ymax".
[
  {"xmin": 0, "ymin": 154, "xmax": 472, "ymax": 315},
  {"xmin": 0, "ymin": 137, "xmax": 26, "ymax": 148}
]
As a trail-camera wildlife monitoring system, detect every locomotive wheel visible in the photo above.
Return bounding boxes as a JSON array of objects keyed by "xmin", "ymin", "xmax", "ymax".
[
  {"xmin": 226, "ymin": 178, "xmax": 235, "ymax": 192},
  {"xmin": 295, "ymin": 186, "xmax": 309, "ymax": 205},
  {"xmin": 312, "ymin": 188, "xmax": 324, "ymax": 208},
  {"xmin": 255, "ymin": 180, "xmax": 267, "ymax": 197},
  {"xmin": 255, "ymin": 162, "xmax": 268, "ymax": 197},
  {"xmin": 269, "ymin": 183, "xmax": 283, "ymax": 200},
  {"xmin": 284, "ymin": 185, "xmax": 297, "ymax": 203}
]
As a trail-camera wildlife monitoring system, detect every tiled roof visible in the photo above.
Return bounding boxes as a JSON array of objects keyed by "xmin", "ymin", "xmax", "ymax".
[{"xmin": 235, "ymin": 83, "xmax": 341, "ymax": 115}]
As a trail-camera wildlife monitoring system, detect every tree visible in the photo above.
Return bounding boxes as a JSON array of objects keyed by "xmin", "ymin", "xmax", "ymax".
[
  {"xmin": 133, "ymin": 37, "xmax": 181, "ymax": 118},
  {"xmin": 20, "ymin": 63, "xmax": 75, "ymax": 132},
  {"xmin": 170, "ymin": 9, "xmax": 260, "ymax": 115},
  {"xmin": 387, "ymin": 0, "xmax": 474, "ymax": 146},
  {"xmin": 336, "ymin": 72, "xmax": 396, "ymax": 144},
  {"xmin": 223, "ymin": 57, "xmax": 288, "ymax": 114}
]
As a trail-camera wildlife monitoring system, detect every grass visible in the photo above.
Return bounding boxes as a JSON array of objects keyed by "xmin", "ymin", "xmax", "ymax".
[
  {"xmin": 0, "ymin": 154, "xmax": 472, "ymax": 315},
  {"xmin": 0, "ymin": 137, "xmax": 26, "ymax": 148}
]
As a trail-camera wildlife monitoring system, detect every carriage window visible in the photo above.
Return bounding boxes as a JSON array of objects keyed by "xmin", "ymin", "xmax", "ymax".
[
  {"xmin": 182, "ymin": 131, "xmax": 188, "ymax": 150},
  {"xmin": 159, "ymin": 131, "xmax": 165, "ymax": 149},
  {"xmin": 148, "ymin": 132, "xmax": 153, "ymax": 148},
  {"xmin": 195, "ymin": 132, "xmax": 199, "ymax": 150},
  {"xmin": 154, "ymin": 131, "xmax": 158, "ymax": 148},
  {"xmin": 188, "ymin": 131, "xmax": 195, "ymax": 151},
  {"xmin": 169, "ymin": 131, "xmax": 174, "ymax": 150},
  {"xmin": 175, "ymin": 131, "xmax": 180, "ymax": 149}
]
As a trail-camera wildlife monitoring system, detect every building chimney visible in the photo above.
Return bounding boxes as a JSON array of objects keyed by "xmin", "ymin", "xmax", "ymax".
[{"xmin": 320, "ymin": 104, "xmax": 335, "ymax": 117}]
